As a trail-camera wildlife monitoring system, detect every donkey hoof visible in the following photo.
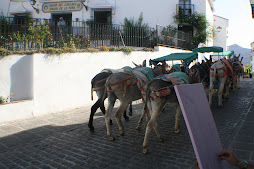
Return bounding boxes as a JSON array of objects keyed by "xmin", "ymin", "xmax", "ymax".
[
  {"xmin": 143, "ymin": 147, "xmax": 149, "ymax": 155},
  {"xmin": 129, "ymin": 111, "xmax": 132, "ymax": 116},
  {"xmin": 120, "ymin": 131, "xmax": 125, "ymax": 136},
  {"xmin": 110, "ymin": 119, "xmax": 113, "ymax": 125},
  {"xmin": 88, "ymin": 124, "xmax": 95, "ymax": 132},
  {"xmin": 124, "ymin": 116, "xmax": 129, "ymax": 121},
  {"xmin": 109, "ymin": 136, "xmax": 115, "ymax": 141},
  {"xmin": 136, "ymin": 126, "xmax": 141, "ymax": 131},
  {"xmin": 175, "ymin": 129, "xmax": 180, "ymax": 134},
  {"xmin": 158, "ymin": 136, "xmax": 164, "ymax": 142},
  {"xmin": 218, "ymin": 104, "xmax": 223, "ymax": 108}
]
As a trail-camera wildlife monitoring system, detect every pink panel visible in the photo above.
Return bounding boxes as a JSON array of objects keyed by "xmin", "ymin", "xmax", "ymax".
[{"xmin": 174, "ymin": 83, "xmax": 228, "ymax": 169}]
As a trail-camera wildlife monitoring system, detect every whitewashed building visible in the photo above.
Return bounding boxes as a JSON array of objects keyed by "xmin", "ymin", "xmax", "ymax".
[
  {"xmin": 213, "ymin": 15, "xmax": 228, "ymax": 51},
  {"xmin": 2, "ymin": 0, "xmax": 228, "ymax": 48}
]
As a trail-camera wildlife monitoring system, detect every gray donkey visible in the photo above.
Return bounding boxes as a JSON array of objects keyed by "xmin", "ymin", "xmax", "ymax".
[
  {"xmin": 140, "ymin": 66, "xmax": 203, "ymax": 154},
  {"xmin": 103, "ymin": 60, "xmax": 169, "ymax": 141},
  {"xmin": 89, "ymin": 60, "xmax": 146, "ymax": 131}
]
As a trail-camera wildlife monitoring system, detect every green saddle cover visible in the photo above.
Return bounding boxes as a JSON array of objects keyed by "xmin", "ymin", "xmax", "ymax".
[{"xmin": 134, "ymin": 67, "xmax": 154, "ymax": 81}]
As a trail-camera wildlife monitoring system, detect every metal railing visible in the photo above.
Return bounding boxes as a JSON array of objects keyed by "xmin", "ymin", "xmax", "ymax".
[
  {"xmin": 0, "ymin": 16, "xmax": 192, "ymax": 51},
  {"xmin": 156, "ymin": 25, "xmax": 192, "ymax": 50}
]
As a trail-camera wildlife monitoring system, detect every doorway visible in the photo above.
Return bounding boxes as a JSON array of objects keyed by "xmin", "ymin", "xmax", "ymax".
[{"xmin": 51, "ymin": 13, "xmax": 72, "ymax": 27}]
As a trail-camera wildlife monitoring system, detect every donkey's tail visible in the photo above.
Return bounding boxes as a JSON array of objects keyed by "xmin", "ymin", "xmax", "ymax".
[
  {"xmin": 144, "ymin": 80, "xmax": 153, "ymax": 112},
  {"xmin": 91, "ymin": 81, "xmax": 94, "ymax": 101},
  {"xmin": 213, "ymin": 67, "xmax": 217, "ymax": 78},
  {"xmin": 101, "ymin": 73, "xmax": 114, "ymax": 104}
]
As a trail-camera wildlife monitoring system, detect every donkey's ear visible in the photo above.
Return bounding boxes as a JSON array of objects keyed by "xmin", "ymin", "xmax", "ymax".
[
  {"xmin": 142, "ymin": 60, "xmax": 146, "ymax": 67},
  {"xmin": 150, "ymin": 59, "xmax": 157, "ymax": 66},
  {"xmin": 132, "ymin": 61, "xmax": 139, "ymax": 67},
  {"xmin": 204, "ymin": 57, "xmax": 208, "ymax": 62},
  {"xmin": 209, "ymin": 55, "xmax": 212, "ymax": 62},
  {"xmin": 162, "ymin": 59, "xmax": 167, "ymax": 65},
  {"xmin": 240, "ymin": 57, "xmax": 243, "ymax": 62}
]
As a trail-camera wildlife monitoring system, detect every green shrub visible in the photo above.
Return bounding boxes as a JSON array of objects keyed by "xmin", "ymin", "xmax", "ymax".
[
  {"xmin": 120, "ymin": 47, "xmax": 136, "ymax": 55},
  {"xmin": 100, "ymin": 46, "xmax": 110, "ymax": 51},
  {"xmin": 0, "ymin": 48, "xmax": 11, "ymax": 56},
  {"xmin": 109, "ymin": 47, "xmax": 118, "ymax": 51},
  {"xmin": 43, "ymin": 47, "xmax": 64, "ymax": 55},
  {"xmin": 143, "ymin": 48, "xmax": 154, "ymax": 52}
]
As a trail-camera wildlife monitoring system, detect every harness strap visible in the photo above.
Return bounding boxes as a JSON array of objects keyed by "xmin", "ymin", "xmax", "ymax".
[
  {"xmin": 94, "ymin": 77, "xmax": 108, "ymax": 85},
  {"xmin": 110, "ymin": 75, "xmax": 134, "ymax": 86},
  {"xmin": 107, "ymin": 75, "xmax": 136, "ymax": 93},
  {"xmin": 150, "ymin": 87, "xmax": 171, "ymax": 100}
]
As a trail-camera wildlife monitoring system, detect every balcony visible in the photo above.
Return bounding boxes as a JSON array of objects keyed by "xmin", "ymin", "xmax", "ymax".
[{"xmin": 176, "ymin": 4, "xmax": 194, "ymax": 16}]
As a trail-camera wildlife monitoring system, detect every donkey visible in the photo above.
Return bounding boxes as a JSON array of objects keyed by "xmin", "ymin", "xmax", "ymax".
[
  {"xmin": 88, "ymin": 60, "xmax": 146, "ymax": 131},
  {"xmin": 208, "ymin": 58, "xmax": 234, "ymax": 107},
  {"xmin": 231, "ymin": 54, "xmax": 243, "ymax": 89},
  {"xmin": 103, "ymin": 60, "xmax": 169, "ymax": 141},
  {"xmin": 140, "ymin": 66, "xmax": 201, "ymax": 154},
  {"xmin": 136, "ymin": 58, "xmax": 212, "ymax": 132}
]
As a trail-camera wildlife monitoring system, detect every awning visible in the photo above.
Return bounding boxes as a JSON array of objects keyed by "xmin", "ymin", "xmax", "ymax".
[
  {"xmin": 192, "ymin": 46, "xmax": 223, "ymax": 53},
  {"xmin": 151, "ymin": 52, "xmax": 198, "ymax": 66},
  {"xmin": 210, "ymin": 51, "xmax": 234, "ymax": 57}
]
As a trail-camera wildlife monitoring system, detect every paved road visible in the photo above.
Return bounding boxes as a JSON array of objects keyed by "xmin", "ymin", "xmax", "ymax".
[{"xmin": 0, "ymin": 78, "xmax": 253, "ymax": 169}]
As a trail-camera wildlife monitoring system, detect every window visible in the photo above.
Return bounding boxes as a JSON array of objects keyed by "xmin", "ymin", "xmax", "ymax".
[
  {"xmin": 94, "ymin": 9, "xmax": 112, "ymax": 24},
  {"xmin": 179, "ymin": 0, "xmax": 192, "ymax": 16}
]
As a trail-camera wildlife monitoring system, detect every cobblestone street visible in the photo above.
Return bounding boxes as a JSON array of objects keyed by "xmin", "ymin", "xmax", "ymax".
[{"xmin": 0, "ymin": 78, "xmax": 253, "ymax": 169}]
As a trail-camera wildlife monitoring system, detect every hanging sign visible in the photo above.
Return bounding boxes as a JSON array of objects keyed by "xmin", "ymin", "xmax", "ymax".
[{"xmin": 42, "ymin": 1, "xmax": 83, "ymax": 13}]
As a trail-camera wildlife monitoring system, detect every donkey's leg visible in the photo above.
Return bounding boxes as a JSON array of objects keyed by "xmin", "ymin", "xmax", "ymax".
[
  {"xmin": 174, "ymin": 104, "xmax": 181, "ymax": 134},
  {"xmin": 99, "ymin": 99, "xmax": 113, "ymax": 125},
  {"xmin": 104, "ymin": 94, "xmax": 116, "ymax": 141},
  {"xmin": 142, "ymin": 104, "xmax": 162, "ymax": 154},
  {"xmin": 218, "ymin": 78, "xmax": 226, "ymax": 107},
  {"xmin": 129, "ymin": 103, "xmax": 133, "ymax": 116},
  {"xmin": 88, "ymin": 99, "xmax": 101, "ymax": 131},
  {"xmin": 123, "ymin": 110, "xmax": 129, "ymax": 121},
  {"xmin": 114, "ymin": 102, "xmax": 129, "ymax": 136},
  {"xmin": 136, "ymin": 103, "xmax": 146, "ymax": 130},
  {"xmin": 237, "ymin": 76, "xmax": 240, "ymax": 88},
  {"xmin": 208, "ymin": 76, "xmax": 215, "ymax": 107},
  {"xmin": 224, "ymin": 78, "xmax": 230, "ymax": 99}
]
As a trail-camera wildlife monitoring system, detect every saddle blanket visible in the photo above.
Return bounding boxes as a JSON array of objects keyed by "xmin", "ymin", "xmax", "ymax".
[
  {"xmin": 220, "ymin": 59, "xmax": 234, "ymax": 76},
  {"xmin": 101, "ymin": 66, "xmax": 133, "ymax": 73},
  {"xmin": 154, "ymin": 72, "xmax": 189, "ymax": 85},
  {"xmin": 132, "ymin": 67, "xmax": 154, "ymax": 91}
]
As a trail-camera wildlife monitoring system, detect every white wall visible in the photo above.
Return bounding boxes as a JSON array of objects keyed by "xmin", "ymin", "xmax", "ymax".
[
  {"xmin": 0, "ymin": 47, "xmax": 190, "ymax": 118},
  {"xmin": 0, "ymin": 0, "xmax": 10, "ymax": 16},
  {"xmin": 213, "ymin": 15, "xmax": 228, "ymax": 51},
  {"xmin": 0, "ymin": 55, "xmax": 33, "ymax": 101}
]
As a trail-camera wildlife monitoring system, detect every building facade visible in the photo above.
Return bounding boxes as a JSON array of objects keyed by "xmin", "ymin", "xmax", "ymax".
[
  {"xmin": 213, "ymin": 15, "xmax": 228, "ymax": 51},
  {"xmin": 3, "ymin": 0, "xmax": 228, "ymax": 49}
]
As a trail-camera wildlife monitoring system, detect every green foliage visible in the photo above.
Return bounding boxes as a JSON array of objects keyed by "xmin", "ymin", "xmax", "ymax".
[
  {"xmin": 0, "ymin": 47, "xmax": 11, "ymax": 56},
  {"xmin": 43, "ymin": 47, "xmax": 64, "ymax": 55},
  {"xmin": 160, "ymin": 25, "xmax": 178, "ymax": 46},
  {"xmin": 143, "ymin": 47, "xmax": 154, "ymax": 52},
  {"xmin": 123, "ymin": 13, "xmax": 150, "ymax": 47},
  {"xmin": 174, "ymin": 12, "xmax": 214, "ymax": 48},
  {"xmin": 100, "ymin": 46, "xmax": 110, "ymax": 51},
  {"xmin": 0, "ymin": 93, "xmax": 13, "ymax": 104},
  {"xmin": 120, "ymin": 47, "xmax": 136, "ymax": 55},
  {"xmin": 243, "ymin": 64, "xmax": 252, "ymax": 71},
  {"xmin": 27, "ymin": 23, "xmax": 51, "ymax": 49}
]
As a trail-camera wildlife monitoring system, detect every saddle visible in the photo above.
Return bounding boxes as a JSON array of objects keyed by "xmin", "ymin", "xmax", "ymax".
[
  {"xmin": 155, "ymin": 72, "xmax": 189, "ymax": 85},
  {"xmin": 149, "ymin": 72, "xmax": 188, "ymax": 100},
  {"xmin": 132, "ymin": 67, "xmax": 154, "ymax": 91},
  {"xmin": 101, "ymin": 66, "xmax": 133, "ymax": 73}
]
